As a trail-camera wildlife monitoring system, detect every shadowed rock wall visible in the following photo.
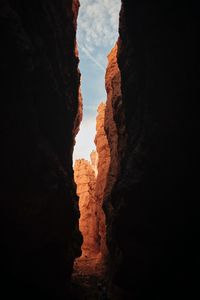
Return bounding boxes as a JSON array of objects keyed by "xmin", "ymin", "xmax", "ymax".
[
  {"xmin": 0, "ymin": 0, "xmax": 82, "ymax": 298},
  {"xmin": 105, "ymin": 1, "xmax": 200, "ymax": 299}
]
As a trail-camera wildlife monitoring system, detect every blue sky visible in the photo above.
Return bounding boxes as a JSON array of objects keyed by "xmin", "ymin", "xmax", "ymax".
[{"xmin": 73, "ymin": 0, "xmax": 121, "ymax": 161}]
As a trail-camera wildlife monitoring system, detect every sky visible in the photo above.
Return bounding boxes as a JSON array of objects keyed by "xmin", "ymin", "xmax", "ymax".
[{"xmin": 73, "ymin": 0, "xmax": 121, "ymax": 161}]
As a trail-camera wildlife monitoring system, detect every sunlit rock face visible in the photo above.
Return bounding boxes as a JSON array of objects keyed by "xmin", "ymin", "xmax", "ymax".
[
  {"xmin": 104, "ymin": 45, "xmax": 120, "ymax": 198},
  {"xmin": 104, "ymin": 44, "xmax": 125, "ymax": 217},
  {"xmin": 74, "ymin": 105, "xmax": 110, "ymax": 260},
  {"xmin": 0, "ymin": 0, "xmax": 82, "ymax": 298},
  {"xmin": 90, "ymin": 150, "xmax": 98, "ymax": 177},
  {"xmin": 95, "ymin": 103, "xmax": 110, "ymax": 257},
  {"xmin": 74, "ymin": 159, "xmax": 100, "ymax": 256},
  {"xmin": 103, "ymin": 44, "xmax": 125, "ymax": 288},
  {"xmin": 104, "ymin": 1, "xmax": 200, "ymax": 299}
]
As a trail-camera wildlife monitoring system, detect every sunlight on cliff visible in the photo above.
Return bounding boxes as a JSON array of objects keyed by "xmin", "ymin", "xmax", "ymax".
[{"xmin": 72, "ymin": 1, "xmax": 121, "ymax": 287}]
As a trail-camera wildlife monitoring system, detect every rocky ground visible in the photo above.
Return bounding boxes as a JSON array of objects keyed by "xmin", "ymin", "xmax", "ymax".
[{"xmin": 71, "ymin": 254, "xmax": 107, "ymax": 300}]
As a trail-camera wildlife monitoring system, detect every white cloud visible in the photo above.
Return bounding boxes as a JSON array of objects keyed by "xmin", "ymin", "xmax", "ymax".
[
  {"xmin": 77, "ymin": 0, "xmax": 121, "ymax": 63},
  {"xmin": 73, "ymin": 116, "xmax": 97, "ymax": 162}
]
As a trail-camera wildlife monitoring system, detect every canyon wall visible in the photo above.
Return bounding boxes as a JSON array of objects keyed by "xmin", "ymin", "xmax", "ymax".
[
  {"xmin": 104, "ymin": 45, "xmax": 120, "ymax": 203},
  {"xmin": 104, "ymin": 45, "xmax": 125, "ymax": 270},
  {"xmin": 105, "ymin": 1, "xmax": 200, "ymax": 299},
  {"xmin": 90, "ymin": 149, "xmax": 98, "ymax": 177},
  {"xmin": 74, "ymin": 158, "xmax": 99, "ymax": 256},
  {"xmin": 104, "ymin": 44, "xmax": 125, "ymax": 219},
  {"xmin": 95, "ymin": 103, "xmax": 110, "ymax": 257},
  {"xmin": 0, "ymin": 1, "xmax": 82, "ymax": 298},
  {"xmin": 74, "ymin": 103, "xmax": 111, "ymax": 261}
]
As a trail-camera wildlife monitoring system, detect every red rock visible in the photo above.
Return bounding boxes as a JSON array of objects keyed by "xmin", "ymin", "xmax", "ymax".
[
  {"xmin": 90, "ymin": 150, "xmax": 98, "ymax": 176},
  {"xmin": 104, "ymin": 43, "xmax": 125, "ymax": 210},
  {"xmin": 74, "ymin": 102, "xmax": 111, "ymax": 261},
  {"xmin": 94, "ymin": 103, "xmax": 110, "ymax": 257},
  {"xmin": 74, "ymin": 159, "xmax": 100, "ymax": 256}
]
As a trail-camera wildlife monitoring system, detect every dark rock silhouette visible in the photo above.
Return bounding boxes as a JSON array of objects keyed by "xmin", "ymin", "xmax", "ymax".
[
  {"xmin": 104, "ymin": 1, "xmax": 200, "ymax": 299},
  {"xmin": 0, "ymin": 0, "xmax": 82, "ymax": 298}
]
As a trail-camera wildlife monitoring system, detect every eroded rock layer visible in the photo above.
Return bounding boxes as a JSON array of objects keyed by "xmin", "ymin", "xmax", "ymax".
[
  {"xmin": 104, "ymin": 44, "xmax": 125, "ymax": 219},
  {"xmin": 105, "ymin": 1, "xmax": 200, "ymax": 299},
  {"xmin": 104, "ymin": 45, "xmax": 119, "ymax": 199},
  {"xmin": 0, "ymin": 1, "xmax": 82, "ymax": 298},
  {"xmin": 74, "ymin": 158, "xmax": 99, "ymax": 256},
  {"xmin": 74, "ymin": 102, "xmax": 110, "ymax": 261},
  {"xmin": 95, "ymin": 103, "xmax": 110, "ymax": 257},
  {"xmin": 90, "ymin": 150, "xmax": 98, "ymax": 177}
]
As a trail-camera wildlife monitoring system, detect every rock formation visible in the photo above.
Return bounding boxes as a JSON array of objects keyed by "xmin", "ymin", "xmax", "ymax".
[
  {"xmin": 104, "ymin": 45, "xmax": 120, "ymax": 199},
  {"xmin": 90, "ymin": 150, "xmax": 98, "ymax": 177},
  {"xmin": 0, "ymin": 1, "xmax": 82, "ymax": 298},
  {"xmin": 94, "ymin": 103, "xmax": 110, "ymax": 257},
  {"xmin": 104, "ymin": 44, "xmax": 125, "ymax": 218},
  {"xmin": 74, "ymin": 103, "xmax": 111, "ymax": 261},
  {"xmin": 103, "ymin": 1, "xmax": 200, "ymax": 299},
  {"xmin": 74, "ymin": 158, "xmax": 99, "ymax": 256}
]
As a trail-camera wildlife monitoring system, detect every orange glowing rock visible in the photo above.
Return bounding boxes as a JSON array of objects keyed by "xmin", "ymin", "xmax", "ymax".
[
  {"xmin": 95, "ymin": 103, "xmax": 110, "ymax": 257},
  {"xmin": 104, "ymin": 43, "xmax": 125, "ymax": 202},
  {"xmin": 74, "ymin": 158, "xmax": 100, "ymax": 256},
  {"xmin": 74, "ymin": 103, "xmax": 111, "ymax": 260}
]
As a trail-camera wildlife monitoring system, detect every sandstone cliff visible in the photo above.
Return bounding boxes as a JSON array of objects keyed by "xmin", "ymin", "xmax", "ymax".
[
  {"xmin": 104, "ymin": 44, "xmax": 125, "ymax": 219},
  {"xmin": 104, "ymin": 45, "xmax": 120, "ymax": 199},
  {"xmin": 104, "ymin": 1, "xmax": 200, "ymax": 299},
  {"xmin": 94, "ymin": 103, "xmax": 110, "ymax": 257},
  {"xmin": 0, "ymin": 1, "xmax": 82, "ymax": 298},
  {"xmin": 74, "ymin": 104, "xmax": 111, "ymax": 262},
  {"xmin": 74, "ymin": 158, "xmax": 99, "ymax": 256},
  {"xmin": 90, "ymin": 150, "xmax": 98, "ymax": 177},
  {"xmin": 74, "ymin": 104, "xmax": 110, "ymax": 260}
]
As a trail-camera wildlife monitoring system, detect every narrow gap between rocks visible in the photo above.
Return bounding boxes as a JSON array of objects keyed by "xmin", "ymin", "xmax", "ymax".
[{"xmin": 71, "ymin": 1, "xmax": 121, "ymax": 299}]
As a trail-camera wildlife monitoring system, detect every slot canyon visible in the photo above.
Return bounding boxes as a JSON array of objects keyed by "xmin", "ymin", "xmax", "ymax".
[{"xmin": 0, "ymin": 1, "xmax": 199, "ymax": 300}]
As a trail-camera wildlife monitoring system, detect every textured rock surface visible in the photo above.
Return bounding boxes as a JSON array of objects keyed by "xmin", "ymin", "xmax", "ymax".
[
  {"xmin": 94, "ymin": 103, "xmax": 110, "ymax": 257},
  {"xmin": 104, "ymin": 45, "xmax": 119, "ymax": 199},
  {"xmin": 74, "ymin": 159, "xmax": 99, "ymax": 256},
  {"xmin": 0, "ymin": 1, "xmax": 82, "ymax": 298},
  {"xmin": 90, "ymin": 150, "xmax": 98, "ymax": 177},
  {"xmin": 105, "ymin": 1, "xmax": 200, "ymax": 299},
  {"xmin": 104, "ymin": 44, "xmax": 125, "ymax": 219}
]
